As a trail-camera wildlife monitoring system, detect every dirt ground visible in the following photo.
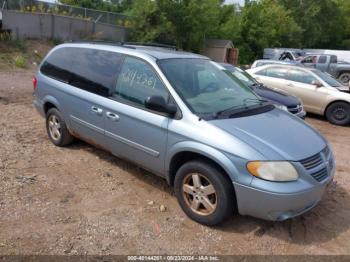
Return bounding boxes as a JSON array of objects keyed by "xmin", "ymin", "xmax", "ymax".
[{"xmin": 0, "ymin": 48, "xmax": 350, "ymax": 255}]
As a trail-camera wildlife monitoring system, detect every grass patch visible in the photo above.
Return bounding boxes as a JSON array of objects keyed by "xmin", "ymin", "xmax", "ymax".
[
  {"xmin": 0, "ymin": 39, "xmax": 55, "ymax": 70},
  {"xmin": 14, "ymin": 55, "xmax": 27, "ymax": 68}
]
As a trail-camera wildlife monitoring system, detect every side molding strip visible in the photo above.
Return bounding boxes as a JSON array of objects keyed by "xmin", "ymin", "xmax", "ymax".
[
  {"xmin": 105, "ymin": 130, "xmax": 160, "ymax": 158},
  {"xmin": 70, "ymin": 115, "xmax": 104, "ymax": 135}
]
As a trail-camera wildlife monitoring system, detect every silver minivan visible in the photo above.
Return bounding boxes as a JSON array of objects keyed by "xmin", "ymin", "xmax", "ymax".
[{"xmin": 33, "ymin": 43, "xmax": 335, "ymax": 225}]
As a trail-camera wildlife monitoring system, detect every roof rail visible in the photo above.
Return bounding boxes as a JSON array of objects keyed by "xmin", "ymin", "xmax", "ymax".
[
  {"xmin": 124, "ymin": 42, "xmax": 178, "ymax": 50},
  {"xmin": 64, "ymin": 40, "xmax": 136, "ymax": 49}
]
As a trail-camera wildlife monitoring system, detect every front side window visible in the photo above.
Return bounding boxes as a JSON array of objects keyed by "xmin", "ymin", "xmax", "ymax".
[
  {"xmin": 265, "ymin": 67, "xmax": 288, "ymax": 79},
  {"xmin": 158, "ymin": 59, "xmax": 261, "ymax": 115},
  {"xmin": 288, "ymin": 69, "xmax": 317, "ymax": 85},
  {"xmin": 313, "ymin": 70, "xmax": 342, "ymax": 87},
  {"xmin": 302, "ymin": 56, "xmax": 317, "ymax": 64},
  {"xmin": 113, "ymin": 57, "xmax": 169, "ymax": 108}
]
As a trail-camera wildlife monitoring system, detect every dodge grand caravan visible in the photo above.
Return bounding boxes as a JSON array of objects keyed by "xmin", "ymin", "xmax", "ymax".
[{"xmin": 33, "ymin": 43, "xmax": 335, "ymax": 225}]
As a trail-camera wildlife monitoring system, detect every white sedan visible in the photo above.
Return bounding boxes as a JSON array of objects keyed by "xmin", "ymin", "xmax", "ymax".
[{"xmin": 247, "ymin": 64, "xmax": 350, "ymax": 125}]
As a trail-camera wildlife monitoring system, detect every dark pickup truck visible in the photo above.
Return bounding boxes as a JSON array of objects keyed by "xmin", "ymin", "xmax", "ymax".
[{"xmin": 300, "ymin": 54, "xmax": 350, "ymax": 85}]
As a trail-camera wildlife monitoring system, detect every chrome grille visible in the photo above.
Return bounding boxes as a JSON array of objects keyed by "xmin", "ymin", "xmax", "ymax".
[
  {"xmin": 300, "ymin": 153, "xmax": 323, "ymax": 170},
  {"xmin": 323, "ymin": 146, "xmax": 330, "ymax": 159},
  {"xmin": 310, "ymin": 167, "xmax": 328, "ymax": 182}
]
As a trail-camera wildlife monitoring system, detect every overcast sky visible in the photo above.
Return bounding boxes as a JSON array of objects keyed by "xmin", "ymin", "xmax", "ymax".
[
  {"xmin": 224, "ymin": 0, "xmax": 245, "ymax": 5},
  {"xmin": 41, "ymin": 0, "xmax": 245, "ymax": 5}
]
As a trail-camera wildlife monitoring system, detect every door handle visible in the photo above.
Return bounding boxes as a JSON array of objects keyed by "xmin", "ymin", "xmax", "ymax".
[
  {"xmin": 287, "ymin": 83, "xmax": 294, "ymax": 87},
  {"xmin": 106, "ymin": 112, "xmax": 120, "ymax": 121},
  {"xmin": 91, "ymin": 106, "xmax": 103, "ymax": 115}
]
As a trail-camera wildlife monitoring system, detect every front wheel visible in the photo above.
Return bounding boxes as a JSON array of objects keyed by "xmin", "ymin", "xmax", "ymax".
[
  {"xmin": 174, "ymin": 160, "xmax": 235, "ymax": 226},
  {"xmin": 325, "ymin": 102, "xmax": 350, "ymax": 126}
]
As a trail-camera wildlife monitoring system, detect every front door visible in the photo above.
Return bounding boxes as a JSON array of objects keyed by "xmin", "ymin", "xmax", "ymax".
[
  {"xmin": 103, "ymin": 56, "xmax": 170, "ymax": 175},
  {"xmin": 286, "ymin": 68, "xmax": 327, "ymax": 113}
]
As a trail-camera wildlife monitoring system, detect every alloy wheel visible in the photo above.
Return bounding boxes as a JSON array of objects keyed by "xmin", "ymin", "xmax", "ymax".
[
  {"xmin": 48, "ymin": 115, "xmax": 61, "ymax": 141},
  {"xmin": 182, "ymin": 173, "xmax": 217, "ymax": 216}
]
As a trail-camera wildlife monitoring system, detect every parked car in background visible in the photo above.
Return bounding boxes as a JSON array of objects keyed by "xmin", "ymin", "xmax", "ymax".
[
  {"xmin": 263, "ymin": 48, "xmax": 306, "ymax": 61},
  {"xmin": 248, "ymin": 64, "xmax": 350, "ymax": 125},
  {"xmin": 251, "ymin": 59, "xmax": 298, "ymax": 68},
  {"xmin": 299, "ymin": 54, "xmax": 350, "ymax": 85},
  {"xmin": 34, "ymin": 42, "xmax": 334, "ymax": 225},
  {"xmin": 220, "ymin": 63, "xmax": 305, "ymax": 118}
]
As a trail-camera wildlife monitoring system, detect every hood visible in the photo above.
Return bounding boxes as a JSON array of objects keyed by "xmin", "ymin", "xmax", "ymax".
[
  {"xmin": 337, "ymin": 85, "xmax": 350, "ymax": 93},
  {"xmin": 211, "ymin": 109, "xmax": 326, "ymax": 161},
  {"xmin": 254, "ymin": 85, "xmax": 300, "ymax": 106}
]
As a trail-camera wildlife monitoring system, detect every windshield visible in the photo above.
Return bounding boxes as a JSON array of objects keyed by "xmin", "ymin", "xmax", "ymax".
[
  {"xmin": 313, "ymin": 70, "xmax": 343, "ymax": 88},
  {"xmin": 158, "ymin": 59, "xmax": 262, "ymax": 115},
  {"xmin": 228, "ymin": 67, "xmax": 257, "ymax": 87},
  {"xmin": 292, "ymin": 51, "xmax": 303, "ymax": 58}
]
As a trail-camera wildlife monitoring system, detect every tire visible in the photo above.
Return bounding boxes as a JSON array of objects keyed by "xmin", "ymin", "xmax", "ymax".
[
  {"xmin": 46, "ymin": 108, "xmax": 74, "ymax": 146},
  {"xmin": 325, "ymin": 102, "xmax": 350, "ymax": 126},
  {"xmin": 174, "ymin": 159, "xmax": 235, "ymax": 226},
  {"xmin": 338, "ymin": 72, "xmax": 350, "ymax": 85}
]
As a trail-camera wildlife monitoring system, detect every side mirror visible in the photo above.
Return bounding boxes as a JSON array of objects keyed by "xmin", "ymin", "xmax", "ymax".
[
  {"xmin": 311, "ymin": 80, "xmax": 322, "ymax": 87},
  {"xmin": 145, "ymin": 96, "xmax": 177, "ymax": 116}
]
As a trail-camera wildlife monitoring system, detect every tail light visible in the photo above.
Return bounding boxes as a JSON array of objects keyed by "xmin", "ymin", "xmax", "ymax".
[{"xmin": 32, "ymin": 76, "xmax": 37, "ymax": 91}]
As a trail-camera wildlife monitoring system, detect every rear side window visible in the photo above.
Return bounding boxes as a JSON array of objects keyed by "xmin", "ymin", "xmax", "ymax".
[
  {"xmin": 265, "ymin": 67, "xmax": 288, "ymax": 79},
  {"xmin": 255, "ymin": 68, "xmax": 266, "ymax": 76},
  {"xmin": 40, "ymin": 48, "xmax": 71, "ymax": 83},
  {"xmin": 112, "ymin": 57, "xmax": 169, "ymax": 107},
  {"xmin": 41, "ymin": 47, "xmax": 123, "ymax": 97}
]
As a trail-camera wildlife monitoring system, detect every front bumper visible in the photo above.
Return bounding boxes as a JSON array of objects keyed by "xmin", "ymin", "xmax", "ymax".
[
  {"xmin": 294, "ymin": 109, "xmax": 306, "ymax": 119},
  {"xmin": 234, "ymin": 177, "xmax": 333, "ymax": 221},
  {"xmin": 233, "ymin": 151, "xmax": 335, "ymax": 221}
]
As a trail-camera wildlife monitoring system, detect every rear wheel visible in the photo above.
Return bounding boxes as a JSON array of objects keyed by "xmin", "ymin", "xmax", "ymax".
[
  {"xmin": 46, "ymin": 108, "xmax": 74, "ymax": 146},
  {"xmin": 326, "ymin": 102, "xmax": 350, "ymax": 126},
  {"xmin": 174, "ymin": 159, "xmax": 235, "ymax": 226},
  {"xmin": 338, "ymin": 72, "xmax": 350, "ymax": 85}
]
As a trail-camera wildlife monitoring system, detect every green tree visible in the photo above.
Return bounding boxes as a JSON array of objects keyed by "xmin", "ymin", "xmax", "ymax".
[
  {"xmin": 157, "ymin": 0, "xmax": 222, "ymax": 52},
  {"xmin": 278, "ymin": 0, "xmax": 345, "ymax": 49},
  {"xmin": 334, "ymin": 0, "xmax": 350, "ymax": 48},
  {"xmin": 125, "ymin": 0, "xmax": 173, "ymax": 44},
  {"xmin": 238, "ymin": 0, "xmax": 302, "ymax": 63}
]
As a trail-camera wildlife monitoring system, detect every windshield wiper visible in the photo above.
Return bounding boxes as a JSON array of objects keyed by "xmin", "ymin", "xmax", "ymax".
[{"xmin": 213, "ymin": 98, "xmax": 269, "ymax": 118}]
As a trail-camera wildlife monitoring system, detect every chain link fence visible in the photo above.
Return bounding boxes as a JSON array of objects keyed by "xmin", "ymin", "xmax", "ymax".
[{"xmin": 1, "ymin": 0, "xmax": 132, "ymax": 26}]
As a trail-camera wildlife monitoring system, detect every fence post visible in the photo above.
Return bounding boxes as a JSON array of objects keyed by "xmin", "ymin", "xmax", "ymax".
[{"xmin": 51, "ymin": 13, "xmax": 55, "ymax": 39}]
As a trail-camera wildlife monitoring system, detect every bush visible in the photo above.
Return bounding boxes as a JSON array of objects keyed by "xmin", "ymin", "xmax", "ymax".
[{"xmin": 14, "ymin": 55, "xmax": 26, "ymax": 68}]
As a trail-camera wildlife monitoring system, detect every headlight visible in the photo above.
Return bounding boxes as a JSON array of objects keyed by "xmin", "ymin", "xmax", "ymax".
[
  {"xmin": 274, "ymin": 104, "xmax": 288, "ymax": 111},
  {"xmin": 247, "ymin": 161, "xmax": 299, "ymax": 181}
]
